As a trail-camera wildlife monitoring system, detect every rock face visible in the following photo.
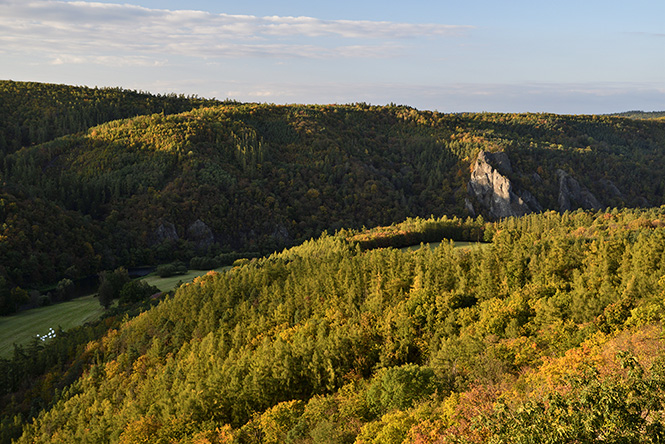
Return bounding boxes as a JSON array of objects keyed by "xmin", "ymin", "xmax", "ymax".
[
  {"xmin": 556, "ymin": 169, "xmax": 602, "ymax": 212},
  {"xmin": 599, "ymin": 179, "xmax": 623, "ymax": 200},
  {"xmin": 186, "ymin": 219, "xmax": 215, "ymax": 252},
  {"xmin": 153, "ymin": 221, "xmax": 179, "ymax": 244},
  {"xmin": 271, "ymin": 224, "xmax": 291, "ymax": 244},
  {"xmin": 468, "ymin": 151, "xmax": 542, "ymax": 220}
]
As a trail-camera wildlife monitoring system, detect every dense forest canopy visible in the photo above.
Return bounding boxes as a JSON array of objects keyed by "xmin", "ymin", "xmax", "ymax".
[
  {"xmin": 2, "ymin": 80, "xmax": 665, "ymax": 442},
  {"xmin": 1, "ymin": 81, "xmax": 665, "ymax": 303},
  {"xmin": 3, "ymin": 209, "xmax": 665, "ymax": 443},
  {"xmin": 0, "ymin": 80, "xmax": 220, "ymax": 154}
]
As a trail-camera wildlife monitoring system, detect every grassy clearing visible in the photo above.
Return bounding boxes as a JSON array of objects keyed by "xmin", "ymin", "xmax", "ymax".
[
  {"xmin": 0, "ymin": 267, "xmax": 232, "ymax": 358},
  {"xmin": 0, "ymin": 294, "xmax": 108, "ymax": 358},
  {"xmin": 141, "ymin": 266, "xmax": 231, "ymax": 293}
]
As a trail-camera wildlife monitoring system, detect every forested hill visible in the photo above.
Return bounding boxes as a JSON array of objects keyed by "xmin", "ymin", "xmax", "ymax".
[
  {"xmin": 5, "ymin": 209, "xmax": 665, "ymax": 443},
  {"xmin": 1, "ymin": 83, "xmax": 665, "ymax": 298},
  {"xmin": 609, "ymin": 110, "xmax": 665, "ymax": 120},
  {"xmin": 3, "ymin": 81, "xmax": 665, "ymax": 442},
  {"xmin": 0, "ymin": 80, "xmax": 220, "ymax": 154}
]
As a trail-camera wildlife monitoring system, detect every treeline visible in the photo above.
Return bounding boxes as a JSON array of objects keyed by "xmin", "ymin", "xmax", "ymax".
[
  {"xmin": 610, "ymin": 110, "xmax": 665, "ymax": 120},
  {"xmin": 345, "ymin": 215, "xmax": 487, "ymax": 250},
  {"xmin": 5, "ymin": 208, "xmax": 665, "ymax": 442}
]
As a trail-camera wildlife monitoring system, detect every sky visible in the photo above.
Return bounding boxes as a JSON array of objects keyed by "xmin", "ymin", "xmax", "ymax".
[{"xmin": 1, "ymin": 0, "xmax": 664, "ymax": 114}]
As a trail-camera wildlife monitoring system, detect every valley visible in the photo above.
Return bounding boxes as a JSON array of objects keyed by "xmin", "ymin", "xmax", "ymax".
[{"xmin": 1, "ymin": 81, "xmax": 665, "ymax": 443}]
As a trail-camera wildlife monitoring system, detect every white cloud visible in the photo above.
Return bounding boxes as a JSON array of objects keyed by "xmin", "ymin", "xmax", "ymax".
[
  {"xmin": 247, "ymin": 90, "xmax": 276, "ymax": 98},
  {"xmin": 49, "ymin": 54, "xmax": 166, "ymax": 67},
  {"xmin": 259, "ymin": 16, "xmax": 467, "ymax": 39},
  {"xmin": 0, "ymin": 0, "xmax": 471, "ymax": 62}
]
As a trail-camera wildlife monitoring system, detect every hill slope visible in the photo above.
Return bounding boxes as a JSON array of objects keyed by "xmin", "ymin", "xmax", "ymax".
[
  {"xmin": 3, "ymin": 97, "xmax": 665, "ymax": 295},
  {"xmin": 0, "ymin": 80, "xmax": 220, "ymax": 154},
  {"xmin": 3, "ymin": 82, "xmax": 665, "ymax": 441},
  {"xmin": 4, "ymin": 209, "xmax": 665, "ymax": 443},
  {"xmin": 3, "ymin": 100, "xmax": 665, "ymax": 294}
]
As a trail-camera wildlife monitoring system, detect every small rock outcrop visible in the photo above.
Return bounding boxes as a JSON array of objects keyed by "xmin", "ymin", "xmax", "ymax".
[
  {"xmin": 599, "ymin": 179, "xmax": 623, "ymax": 200},
  {"xmin": 186, "ymin": 219, "xmax": 215, "ymax": 252},
  {"xmin": 556, "ymin": 169, "xmax": 602, "ymax": 212},
  {"xmin": 272, "ymin": 224, "xmax": 291, "ymax": 244},
  {"xmin": 153, "ymin": 221, "xmax": 179, "ymax": 244},
  {"xmin": 468, "ymin": 151, "xmax": 542, "ymax": 220}
]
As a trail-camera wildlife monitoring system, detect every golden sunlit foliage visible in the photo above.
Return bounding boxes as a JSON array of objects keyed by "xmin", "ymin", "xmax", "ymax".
[{"xmin": 4, "ymin": 209, "xmax": 665, "ymax": 442}]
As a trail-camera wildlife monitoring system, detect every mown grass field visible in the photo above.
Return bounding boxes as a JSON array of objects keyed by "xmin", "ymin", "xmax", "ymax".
[
  {"xmin": 0, "ymin": 267, "xmax": 231, "ymax": 358},
  {"xmin": 0, "ymin": 294, "xmax": 108, "ymax": 358}
]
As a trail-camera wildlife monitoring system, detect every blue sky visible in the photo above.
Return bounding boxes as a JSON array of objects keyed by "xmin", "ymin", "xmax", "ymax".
[{"xmin": 1, "ymin": 0, "xmax": 663, "ymax": 114}]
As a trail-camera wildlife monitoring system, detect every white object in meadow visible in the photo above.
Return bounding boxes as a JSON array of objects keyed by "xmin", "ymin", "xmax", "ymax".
[{"xmin": 39, "ymin": 328, "xmax": 57, "ymax": 341}]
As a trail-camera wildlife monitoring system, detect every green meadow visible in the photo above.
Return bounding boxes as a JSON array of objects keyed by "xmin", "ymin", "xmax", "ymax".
[
  {"xmin": 0, "ymin": 294, "xmax": 107, "ymax": 358},
  {"xmin": 0, "ymin": 267, "xmax": 231, "ymax": 358}
]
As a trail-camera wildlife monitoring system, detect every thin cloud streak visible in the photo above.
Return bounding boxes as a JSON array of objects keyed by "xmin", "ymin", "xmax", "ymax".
[
  {"xmin": 0, "ymin": 0, "xmax": 471, "ymax": 61},
  {"xmin": 50, "ymin": 54, "xmax": 167, "ymax": 67}
]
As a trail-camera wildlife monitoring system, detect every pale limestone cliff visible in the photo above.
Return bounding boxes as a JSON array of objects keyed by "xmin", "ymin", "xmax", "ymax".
[{"xmin": 467, "ymin": 151, "xmax": 542, "ymax": 219}]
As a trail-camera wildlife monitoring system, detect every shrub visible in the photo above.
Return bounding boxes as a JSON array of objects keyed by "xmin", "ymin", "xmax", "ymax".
[
  {"xmin": 38, "ymin": 294, "xmax": 52, "ymax": 307},
  {"xmin": 156, "ymin": 261, "xmax": 188, "ymax": 278},
  {"xmin": 232, "ymin": 258, "xmax": 250, "ymax": 267},
  {"xmin": 366, "ymin": 364, "xmax": 439, "ymax": 415},
  {"xmin": 119, "ymin": 280, "xmax": 160, "ymax": 304}
]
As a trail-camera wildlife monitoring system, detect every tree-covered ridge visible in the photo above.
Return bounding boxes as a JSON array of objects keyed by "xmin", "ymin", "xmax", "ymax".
[
  {"xmin": 609, "ymin": 110, "xmax": 665, "ymax": 120},
  {"xmin": 2, "ymin": 97, "xmax": 665, "ymax": 295},
  {"xmin": 0, "ymin": 104, "xmax": 475, "ymax": 291},
  {"xmin": 0, "ymin": 80, "xmax": 220, "ymax": 154},
  {"xmin": 455, "ymin": 112, "xmax": 665, "ymax": 210},
  {"xmin": 5, "ymin": 208, "xmax": 665, "ymax": 443},
  {"xmin": 0, "ymin": 190, "xmax": 106, "ymax": 294}
]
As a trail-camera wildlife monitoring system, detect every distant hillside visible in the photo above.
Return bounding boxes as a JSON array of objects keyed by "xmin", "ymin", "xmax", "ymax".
[
  {"xmin": 2, "ymin": 82, "xmax": 665, "ymax": 303},
  {"xmin": 609, "ymin": 110, "xmax": 665, "ymax": 120}
]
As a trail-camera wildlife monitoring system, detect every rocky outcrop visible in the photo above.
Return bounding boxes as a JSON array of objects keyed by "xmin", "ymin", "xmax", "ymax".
[
  {"xmin": 599, "ymin": 179, "xmax": 623, "ymax": 201},
  {"xmin": 271, "ymin": 224, "xmax": 291, "ymax": 244},
  {"xmin": 556, "ymin": 169, "xmax": 602, "ymax": 212},
  {"xmin": 468, "ymin": 151, "xmax": 542, "ymax": 220},
  {"xmin": 186, "ymin": 219, "xmax": 215, "ymax": 252},
  {"xmin": 153, "ymin": 221, "xmax": 179, "ymax": 244}
]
